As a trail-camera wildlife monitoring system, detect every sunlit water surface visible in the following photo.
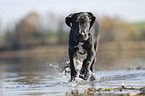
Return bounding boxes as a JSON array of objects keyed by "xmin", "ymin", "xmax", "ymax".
[{"xmin": 0, "ymin": 51, "xmax": 145, "ymax": 96}]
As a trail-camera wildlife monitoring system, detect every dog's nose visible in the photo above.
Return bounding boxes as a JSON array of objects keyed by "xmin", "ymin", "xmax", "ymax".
[{"xmin": 77, "ymin": 33, "xmax": 85, "ymax": 37}]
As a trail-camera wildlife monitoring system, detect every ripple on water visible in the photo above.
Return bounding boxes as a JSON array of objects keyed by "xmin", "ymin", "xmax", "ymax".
[{"xmin": 1, "ymin": 66, "xmax": 145, "ymax": 95}]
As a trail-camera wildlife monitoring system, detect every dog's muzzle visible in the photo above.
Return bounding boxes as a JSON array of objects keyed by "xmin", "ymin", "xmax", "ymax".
[
  {"xmin": 77, "ymin": 33, "xmax": 88, "ymax": 41},
  {"xmin": 77, "ymin": 33, "xmax": 85, "ymax": 37}
]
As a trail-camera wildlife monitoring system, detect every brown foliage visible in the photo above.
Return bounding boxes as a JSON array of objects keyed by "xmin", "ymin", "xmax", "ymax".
[{"xmin": 99, "ymin": 15, "xmax": 136, "ymax": 42}]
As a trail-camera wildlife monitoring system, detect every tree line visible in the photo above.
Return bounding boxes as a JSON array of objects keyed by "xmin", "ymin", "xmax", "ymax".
[{"xmin": 0, "ymin": 11, "xmax": 145, "ymax": 50}]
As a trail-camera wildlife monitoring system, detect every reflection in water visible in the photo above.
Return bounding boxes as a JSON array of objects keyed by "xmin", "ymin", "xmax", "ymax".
[
  {"xmin": 0, "ymin": 50, "xmax": 145, "ymax": 95},
  {"xmin": 97, "ymin": 50, "xmax": 145, "ymax": 70}
]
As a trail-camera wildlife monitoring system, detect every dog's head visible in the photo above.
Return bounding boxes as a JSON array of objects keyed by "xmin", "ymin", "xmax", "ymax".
[{"xmin": 65, "ymin": 12, "xmax": 96, "ymax": 41}]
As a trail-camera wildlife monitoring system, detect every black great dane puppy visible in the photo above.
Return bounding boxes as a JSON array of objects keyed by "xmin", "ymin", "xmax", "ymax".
[{"xmin": 65, "ymin": 12, "xmax": 99, "ymax": 81}]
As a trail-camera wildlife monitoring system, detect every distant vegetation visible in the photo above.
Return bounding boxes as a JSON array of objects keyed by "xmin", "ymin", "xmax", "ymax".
[
  {"xmin": 0, "ymin": 11, "xmax": 145, "ymax": 51},
  {"xmin": 132, "ymin": 22, "xmax": 145, "ymax": 40}
]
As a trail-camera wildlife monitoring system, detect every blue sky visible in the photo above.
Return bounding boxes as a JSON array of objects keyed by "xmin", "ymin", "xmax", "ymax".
[{"xmin": 0, "ymin": 0, "xmax": 145, "ymax": 27}]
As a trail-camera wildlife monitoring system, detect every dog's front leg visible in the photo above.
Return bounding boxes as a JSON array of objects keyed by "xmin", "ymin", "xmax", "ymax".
[
  {"xmin": 69, "ymin": 48, "xmax": 77, "ymax": 81},
  {"xmin": 80, "ymin": 50, "xmax": 96, "ymax": 80}
]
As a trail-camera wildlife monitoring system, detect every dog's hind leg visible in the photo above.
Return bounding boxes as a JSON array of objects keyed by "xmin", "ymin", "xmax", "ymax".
[
  {"xmin": 90, "ymin": 58, "xmax": 96, "ymax": 73},
  {"xmin": 89, "ymin": 58, "xmax": 96, "ymax": 81}
]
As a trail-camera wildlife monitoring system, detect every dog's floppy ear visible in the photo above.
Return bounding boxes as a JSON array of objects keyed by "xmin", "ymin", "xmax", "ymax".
[
  {"xmin": 87, "ymin": 12, "xmax": 96, "ymax": 29},
  {"xmin": 65, "ymin": 14, "xmax": 73, "ymax": 27}
]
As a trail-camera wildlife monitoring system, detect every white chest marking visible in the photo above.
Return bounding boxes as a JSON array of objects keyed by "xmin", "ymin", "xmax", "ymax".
[{"xmin": 77, "ymin": 42, "xmax": 84, "ymax": 53}]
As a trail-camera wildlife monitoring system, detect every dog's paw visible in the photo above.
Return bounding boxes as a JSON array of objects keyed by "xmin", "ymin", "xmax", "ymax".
[
  {"xmin": 79, "ymin": 74, "xmax": 89, "ymax": 80},
  {"xmin": 79, "ymin": 69, "xmax": 85, "ymax": 79},
  {"xmin": 69, "ymin": 76, "xmax": 76, "ymax": 82},
  {"xmin": 79, "ymin": 72, "xmax": 89, "ymax": 80},
  {"xmin": 83, "ymin": 73, "xmax": 90, "ymax": 80},
  {"xmin": 90, "ymin": 73, "xmax": 100, "ymax": 82},
  {"xmin": 79, "ymin": 74, "xmax": 84, "ymax": 79},
  {"xmin": 90, "ymin": 74, "xmax": 96, "ymax": 81}
]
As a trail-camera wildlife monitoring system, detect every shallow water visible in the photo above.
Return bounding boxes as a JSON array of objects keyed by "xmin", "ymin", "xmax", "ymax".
[{"xmin": 0, "ymin": 51, "xmax": 145, "ymax": 96}]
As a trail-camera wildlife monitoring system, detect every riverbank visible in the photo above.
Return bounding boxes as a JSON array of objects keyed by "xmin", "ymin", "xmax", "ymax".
[
  {"xmin": 0, "ymin": 41, "xmax": 145, "ymax": 59},
  {"xmin": 0, "ymin": 45, "xmax": 68, "ymax": 59}
]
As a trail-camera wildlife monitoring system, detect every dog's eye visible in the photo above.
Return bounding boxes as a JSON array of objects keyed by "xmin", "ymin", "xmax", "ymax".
[{"xmin": 84, "ymin": 23, "xmax": 87, "ymax": 26}]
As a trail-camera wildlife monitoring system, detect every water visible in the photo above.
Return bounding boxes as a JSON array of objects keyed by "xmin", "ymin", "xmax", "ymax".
[{"xmin": 0, "ymin": 51, "xmax": 145, "ymax": 96}]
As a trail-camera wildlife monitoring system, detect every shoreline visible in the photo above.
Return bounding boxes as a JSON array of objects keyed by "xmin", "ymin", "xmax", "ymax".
[{"xmin": 0, "ymin": 41, "xmax": 145, "ymax": 59}]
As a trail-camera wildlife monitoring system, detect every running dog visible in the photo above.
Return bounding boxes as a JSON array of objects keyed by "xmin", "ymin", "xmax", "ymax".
[{"xmin": 65, "ymin": 12, "xmax": 99, "ymax": 81}]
